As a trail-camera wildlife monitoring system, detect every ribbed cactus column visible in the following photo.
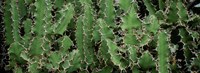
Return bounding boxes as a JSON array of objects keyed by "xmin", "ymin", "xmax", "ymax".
[
  {"xmin": 4, "ymin": 0, "xmax": 13, "ymax": 45},
  {"xmin": 157, "ymin": 31, "xmax": 170, "ymax": 73},
  {"xmin": 99, "ymin": 0, "xmax": 115, "ymax": 27},
  {"xmin": 11, "ymin": 0, "xmax": 21, "ymax": 42}
]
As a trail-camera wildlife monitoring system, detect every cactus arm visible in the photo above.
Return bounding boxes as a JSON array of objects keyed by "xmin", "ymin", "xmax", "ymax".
[
  {"xmin": 96, "ymin": 19, "xmax": 110, "ymax": 62},
  {"xmin": 29, "ymin": 37, "xmax": 43, "ymax": 56},
  {"xmin": 33, "ymin": 0, "xmax": 52, "ymax": 35},
  {"xmin": 128, "ymin": 46, "xmax": 138, "ymax": 63},
  {"xmin": 75, "ymin": 16, "xmax": 84, "ymax": 59},
  {"xmin": 18, "ymin": 0, "xmax": 27, "ymax": 18},
  {"xmin": 8, "ymin": 1, "xmax": 26, "ymax": 68},
  {"xmin": 105, "ymin": 0, "xmax": 115, "ymax": 27},
  {"xmin": 138, "ymin": 51, "xmax": 156, "ymax": 70},
  {"xmin": 121, "ymin": 6, "xmax": 142, "ymax": 30},
  {"xmin": 106, "ymin": 39, "xmax": 128, "ymax": 70},
  {"xmin": 145, "ymin": 15, "xmax": 160, "ymax": 34},
  {"xmin": 66, "ymin": 50, "xmax": 85, "ymax": 72},
  {"xmin": 11, "ymin": 0, "xmax": 21, "ymax": 42},
  {"xmin": 99, "ymin": 0, "xmax": 115, "ymax": 27},
  {"xmin": 20, "ymin": 50, "xmax": 31, "ymax": 62},
  {"xmin": 179, "ymin": 28, "xmax": 194, "ymax": 65},
  {"xmin": 8, "ymin": 42, "xmax": 26, "ymax": 70},
  {"xmin": 22, "ymin": 19, "xmax": 32, "ymax": 47},
  {"xmin": 23, "ymin": 19, "xmax": 32, "ymax": 37},
  {"xmin": 157, "ymin": 31, "xmax": 170, "ymax": 73},
  {"xmin": 179, "ymin": 28, "xmax": 193, "ymax": 44},
  {"xmin": 61, "ymin": 36, "xmax": 73, "ymax": 51},
  {"xmin": 124, "ymin": 32, "xmax": 139, "ymax": 45},
  {"xmin": 98, "ymin": 19, "xmax": 114, "ymax": 39},
  {"xmin": 58, "ymin": 36, "xmax": 73, "ymax": 56},
  {"xmin": 48, "ymin": 52, "xmax": 62, "ymax": 69},
  {"xmin": 143, "ymin": 0, "xmax": 156, "ymax": 15},
  {"xmin": 55, "ymin": 4, "xmax": 74, "ymax": 35},
  {"xmin": 98, "ymin": 40, "xmax": 111, "ymax": 62},
  {"xmin": 167, "ymin": 1, "xmax": 179, "ymax": 23},
  {"xmin": 106, "ymin": 39, "xmax": 121, "ymax": 68},
  {"xmin": 82, "ymin": 0, "xmax": 96, "ymax": 64},
  {"xmin": 119, "ymin": 0, "xmax": 142, "ymax": 31},
  {"xmin": 177, "ymin": 0, "xmax": 188, "ymax": 21},
  {"xmin": 96, "ymin": 18, "xmax": 113, "ymax": 62},
  {"xmin": 139, "ymin": 34, "xmax": 151, "ymax": 47},
  {"xmin": 44, "ymin": 0, "xmax": 53, "ymax": 34},
  {"xmin": 8, "ymin": 42, "xmax": 24, "ymax": 61},
  {"xmin": 93, "ymin": 21, "xmax": 101, "ymax": 42},
  {"xmin": 77, "ymin": 0, "xmax": 97, "ymax": 65},
  {"xmin": 4, "ymin": 0, "xmax": 13, "ymax": 44},
  {"xmin": 34, "ymin": 0, "xmax": 46, "ymax": 36}
]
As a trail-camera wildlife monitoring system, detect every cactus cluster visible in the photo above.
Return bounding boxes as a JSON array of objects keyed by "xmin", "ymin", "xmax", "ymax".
[{"xmin": 1, "ymin": 0, "xmax": 200, "ymax": 73}]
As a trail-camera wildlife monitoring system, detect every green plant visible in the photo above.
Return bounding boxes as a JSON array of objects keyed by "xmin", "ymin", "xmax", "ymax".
[{"xmin": 1, "ymin": 0, "xmax": 200, "ymax": 73}]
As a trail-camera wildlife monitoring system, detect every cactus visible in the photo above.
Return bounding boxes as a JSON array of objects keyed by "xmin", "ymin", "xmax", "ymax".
[
  {"xmin": 1, "ymin": 0, "xmax": 200, "ymax": 72},
  {"xmin": 157, "ymin": 31, "xmax": 170, "ymax": 73}
]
